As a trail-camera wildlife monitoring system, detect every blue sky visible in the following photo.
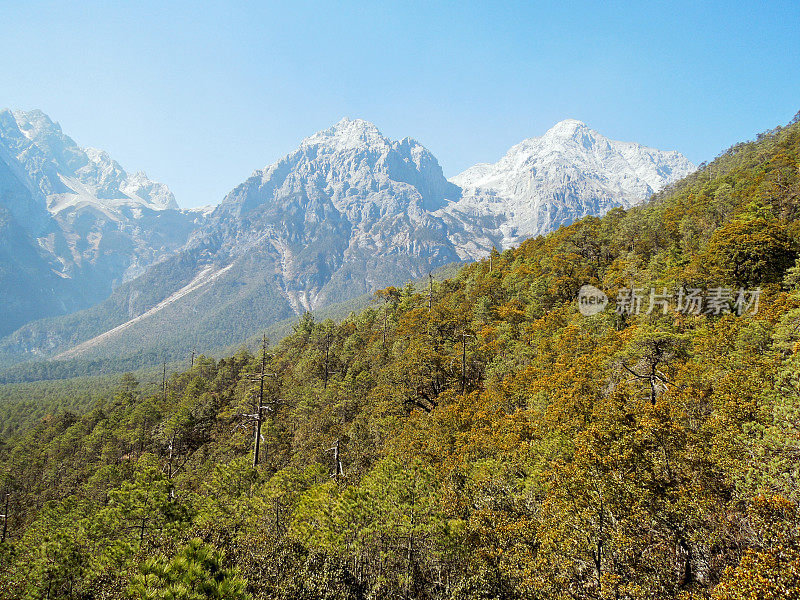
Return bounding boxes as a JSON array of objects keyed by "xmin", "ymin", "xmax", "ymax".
[{"xmin": 1, "ymin": 1, "xmax": 798, "ymax": 208}]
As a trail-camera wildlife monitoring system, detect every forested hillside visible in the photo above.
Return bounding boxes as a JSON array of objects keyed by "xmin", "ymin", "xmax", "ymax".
[
  {"xmin": 0, "ymin": 262, "xmax": 463, "ymax": 383},
  {"xmin": 1, "ymin": 115, "xmax": 799, "ymax": 599}
]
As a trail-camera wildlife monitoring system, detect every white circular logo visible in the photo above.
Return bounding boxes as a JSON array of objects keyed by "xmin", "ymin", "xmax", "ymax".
[{"xmin": 577, "ymin": 285, "xmax": 608, "ymax": 316}]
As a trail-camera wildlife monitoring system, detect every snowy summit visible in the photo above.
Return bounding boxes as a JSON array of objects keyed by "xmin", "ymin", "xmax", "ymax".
[{"xmin": 448, "ymin": 119, "xmax": 695, "ymax": 247}]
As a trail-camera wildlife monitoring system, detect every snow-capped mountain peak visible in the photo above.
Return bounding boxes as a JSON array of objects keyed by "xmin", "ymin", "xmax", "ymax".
[
  {"xmin": 221, "ymin": 117, "xmax": 458, "ymax": 220},
  {"xmin": 12, "ymin": 109, "xmax": 71, "ymax": 143},
  {"xmin": 79, "ymin": 148, "xmax": 177, "ymax": 211},
  {"xmin": 1, "ymin": 108, "xmax": 179, "ymax": 214},
  {"xmin": 448, "ymin": 119, "xmax": 695, "ymax": 248},
  {"xmin": 0, "ymin": 109, "xmax": 204, "ymax": 329},
  {"xmin": 300, "ymin": 117, "xmax": 388, "ymax": 153},
  {"xmin": 542, "ymin": 118, "xmax": 591, "ymax": 138}
]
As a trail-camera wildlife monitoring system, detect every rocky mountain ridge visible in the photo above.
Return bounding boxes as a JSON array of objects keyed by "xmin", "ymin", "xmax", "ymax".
[
  {"xmin": 0, "ymin": 109, "xmax": 207, "ymax": 335},
  {"xmin": 0, "ymin": 112, "xmax": 694, "ymax": 365}
]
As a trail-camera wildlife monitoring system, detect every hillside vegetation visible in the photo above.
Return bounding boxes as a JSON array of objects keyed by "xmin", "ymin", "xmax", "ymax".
[
  {"xmin": 1, "ymin": 115, "xmax": 799, "ymax": 599},
  {"xmin": 0, "ymin": 261, "xmax": 465, "ymax": 383}
]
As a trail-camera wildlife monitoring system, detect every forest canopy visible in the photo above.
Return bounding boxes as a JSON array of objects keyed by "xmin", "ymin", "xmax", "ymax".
[{"xmin": 1, "ymin": 115, "xmax": 800, "ymax": 599}]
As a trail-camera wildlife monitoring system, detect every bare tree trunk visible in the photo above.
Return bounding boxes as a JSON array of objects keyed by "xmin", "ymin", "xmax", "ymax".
[{"xmin": 1, "ymin": 493, "xmax": 9, "ymax": 543}]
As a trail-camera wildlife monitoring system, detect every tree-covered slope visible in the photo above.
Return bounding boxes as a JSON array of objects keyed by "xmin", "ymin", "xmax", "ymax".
[{"xmin": 0, "ymin": 115, "xmax": 799, "ymax": 599}]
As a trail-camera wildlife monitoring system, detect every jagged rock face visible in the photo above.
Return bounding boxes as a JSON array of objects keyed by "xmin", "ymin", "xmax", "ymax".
[
  {"xmin": 201, "ymin": 118, "xmax": 464, "ymax": 312},
  {"xmin": 0, "ymin": 153, "xmax": 82, "ymax": 335},
  {"xmin": 0, "ymin": 109, "xmax": 206, "ymax": 335},
  {"xmin": 0, "ymin": 149, "xmax": 52, "ymax": 237},
  {"xmin": 447, "ymin": 119, "xmax": 696, "ymax": 248},
  {"xmin": 1, "ymin": 110, "xmax": 178, "ymax": 211}
]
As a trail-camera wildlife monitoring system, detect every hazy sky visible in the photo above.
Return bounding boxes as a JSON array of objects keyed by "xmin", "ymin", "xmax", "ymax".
[{"xmin": 2, "ymin": 1, "xmax": 798, "ymax": 208}]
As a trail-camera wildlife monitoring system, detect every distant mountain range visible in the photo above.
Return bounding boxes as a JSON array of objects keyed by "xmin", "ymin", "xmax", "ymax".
[
  {"xmin": 0, "ymin": 109, "xmax": 208, "ymax": 336},
  {"xmin": 0, "ymin": 111, "xmax": 694, "ymax": 369}
]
